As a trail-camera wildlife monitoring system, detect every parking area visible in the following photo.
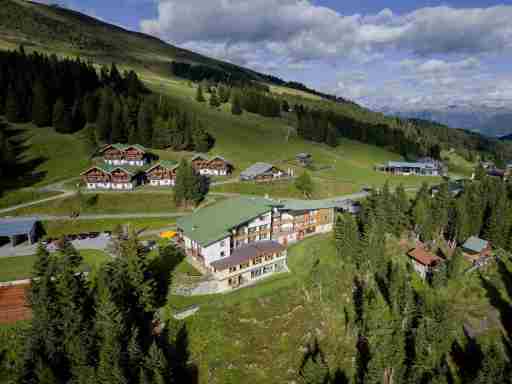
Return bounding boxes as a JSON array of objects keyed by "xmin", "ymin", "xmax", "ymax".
[{"xmin": 0, "ymin": 232, "xmax": 112, "ymax": 258}]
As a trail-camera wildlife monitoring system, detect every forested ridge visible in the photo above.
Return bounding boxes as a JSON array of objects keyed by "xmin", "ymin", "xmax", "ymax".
[{"xmin": 304, "ymin": 175, "xmax": 512, "ymax": 383}]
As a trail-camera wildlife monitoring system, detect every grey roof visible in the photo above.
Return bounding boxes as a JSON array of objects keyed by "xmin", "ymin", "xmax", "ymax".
[
  {"xmin": 296, "ymin": 153, "xmax": 311, "ymax": 159},
  {"xmin": 240, "ymin": 162, "xmax": 275, "ymax": 178},
  {"xmin": 462, "ymin": 236, "xmax": 489, "ymax": 253},
  {"xmin": 387, "ymin": 161, "xmax": 438, "ymax": 169},
  {"xmin": 211, "ymin": 241, "xmax": 285, "ymax": 270},
  {"xmin": 280, "ymin": 198, "xmax": 351, "ymax": 211},
  {"xmin": 0, "ymin": 218, "xmax": 38, "ymax": 237}
]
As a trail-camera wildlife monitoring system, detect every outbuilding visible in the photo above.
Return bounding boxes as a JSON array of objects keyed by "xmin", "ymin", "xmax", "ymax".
[{"xmin": 0, "ymin": 218, "xmax": 40, "ymax": 247}]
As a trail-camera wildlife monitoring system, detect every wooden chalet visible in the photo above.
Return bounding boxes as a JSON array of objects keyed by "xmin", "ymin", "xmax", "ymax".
[
  {"xmin": 407, "ymin": 246, "xmax": 443, "ymax": 279},
  {"xmin": 191, "ymin": 154, "xmax": 233, "ymax": 176},
  {"xmin": 81, "ymin": 165, "xmax": 140, "ymax": 190},
  {"xmin": 145, "ymin": 160, "xmax": 179, "ymax": 187},
  {"xmin": 99, "ymin": 143, "xmax": 148, "ymax": 167},
  {"xmin": 240, "ymin": 162, "xmax": 286, "ymax": 183}
]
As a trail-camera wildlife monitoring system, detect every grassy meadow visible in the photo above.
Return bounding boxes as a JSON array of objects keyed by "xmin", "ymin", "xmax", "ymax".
[
  {"xmin": 0, "ymin": 249, "xmax": 110, "ymax": 282},
  {"xmin": 162, "ymin": 234, "xmax": 508, "ymax": 384},
  {"xmin": 0, "ymin": 189, "xmax": 61, "ymax": 210}
]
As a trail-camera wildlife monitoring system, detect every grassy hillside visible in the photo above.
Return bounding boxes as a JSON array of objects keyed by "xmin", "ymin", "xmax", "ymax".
[{"xmin": 165, "ymin": 234, "xmax": 505, "ymax": 384}]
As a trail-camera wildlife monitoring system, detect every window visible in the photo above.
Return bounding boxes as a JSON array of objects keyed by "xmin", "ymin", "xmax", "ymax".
[
  {"xmin": 220, "ymin": 251, "xmax": 225, "ymax": 257},
  {"xmin": 240, "ymin": 263, "xmax": 250, "ymax": 269},
  {"xmin": 229, "ymin": 266, "xmax": 237, "ymax": 273},
  {"xmin": 248, "ymin": 227, "xmax": 257, "ymax": 234},
  {"xmin": 220, "ymin": 240, "xmax": 225, "ymax": 247}
]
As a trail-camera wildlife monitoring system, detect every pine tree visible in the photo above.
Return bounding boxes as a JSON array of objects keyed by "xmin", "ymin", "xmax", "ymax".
[
  {"xmin": 152, "ymin": 118, "xmax": 172, "ymax": 149},
  {"xmin": 195, "ymin": 84, "xmax": 205, "ymax": 103},
  {"xmin": 231, "ymin": 92, "xmax": 243, "ymax": 115},
  {"xmin": 137, "ymin": 97, "xmax": 155, "ymax": 147},
  {"xmin": 295, "ymin": 171, "xmax": 314, "ymax": 198},
  {"xmin": 326, "ymin": 123, "xmax": 337, "ymax": 147},
  {"xmin": 174, "ymin": 159, "xmax": 204, "ymax": 207},
  {"xmin": 32, "ymin": 80, "xmax": 52, "ymax": 127},
  {"xmin": 111, "ymin": 97, "xmax": 124, "ymax": 143},
  {"xmin": 5, "ymin": 84, "xmax": 20, "ymax": 123},
  {"xmin": 96, "ymin": 89, "xmax": 114, "ymax": 143},
  {"xmin": 53, "ymin": 98, "xmax": 73, "ymax": 133},
  {"xmin": 96, "ymin": 293, "xmax": 127, "ymax": 384},
  {"xmin": 209, "ymin": 88, "xmax": 220, "ymax": 108},
  {"xmin": 83, "ymin": 92, "xmax": 99, "ymax": 123},
  {"xmin": 474, "ymin": 163, "xmax": 487, "ymax": 181}
]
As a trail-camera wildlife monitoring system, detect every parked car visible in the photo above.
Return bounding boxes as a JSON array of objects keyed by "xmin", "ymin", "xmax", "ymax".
[
  {"xmin": 78, "ymin": 233, "xmax": 89, "ymax": 240},
  {"xmin": 89, "ymin": 232, "xmax": 100, "ymax": 239}
]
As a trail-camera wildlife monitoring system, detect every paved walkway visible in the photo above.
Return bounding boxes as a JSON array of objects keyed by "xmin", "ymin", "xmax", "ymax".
[{"xmin": 0, "ymin": 234, "xmax": 111, "ymax": 258}]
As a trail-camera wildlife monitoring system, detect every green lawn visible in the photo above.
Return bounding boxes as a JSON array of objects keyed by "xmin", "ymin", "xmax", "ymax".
[
  {"xmin": 12, "ymin": 124, "xmax": 91, "ymax": 187},
  {"xmin": 42, "ymin": 218, "xmax": 177, "ymax": 238},
  {"xmin": 0, "ymin": 250, "xmax": 110, "ymax": 282},
  {"xmin": 165, "ymin": 235, "xmax": 357, "ymax": 384},
  {"xmin": 10, "ymin": 192, "xmax": 188, "ymax": 216},
  {"xmin": 0, "ymin": 189, "xmax": 61, "ymax": 210}
]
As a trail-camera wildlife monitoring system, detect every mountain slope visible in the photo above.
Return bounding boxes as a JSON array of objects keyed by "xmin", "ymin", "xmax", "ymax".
[{"xmin": 0, "ymin": 1, "xmax": 275, "ymax": 83}]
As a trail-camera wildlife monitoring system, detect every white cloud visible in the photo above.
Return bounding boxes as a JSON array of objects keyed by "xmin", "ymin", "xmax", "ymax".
[{"xmin": 141, "ymin": 2, "xmax": 512, "ymax": 64}]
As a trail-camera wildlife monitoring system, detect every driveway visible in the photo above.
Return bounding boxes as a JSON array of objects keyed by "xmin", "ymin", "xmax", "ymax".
[{"xmin": 0, "ymin": 234, "xmax": 111, "ymax": 258}]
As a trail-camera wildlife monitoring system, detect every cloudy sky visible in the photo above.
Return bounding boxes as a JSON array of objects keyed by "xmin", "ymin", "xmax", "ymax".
[{"xmin": 40, "ymin": 0, "xmax": 512, "ymax": 113}]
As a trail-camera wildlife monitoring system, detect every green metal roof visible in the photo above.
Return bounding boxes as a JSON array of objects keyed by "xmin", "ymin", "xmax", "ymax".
[
  {"xmin": 177, "ymin": 197, "xmax": 278, "ymax": 247},
  {"xmin": 462, "ymin": 236, "xmax": 489, "ymax": 253},
  {"xmin": 157, "ymin": 160, "xmax": 179, "ymax": 170},
  {"xmin": 280, "ymin": 198, "xmax": 349, "ymax": 211},
  {"xmin": 191, "ymin": 154, "xmax": 209, "ymax": 161},
  {"xmin": 81, "ymin": 164, "xmax": 141, "ymax": 176},
  {"xmin": 106, "ymin": 143, "xmax": 147, "ymax": 153}
]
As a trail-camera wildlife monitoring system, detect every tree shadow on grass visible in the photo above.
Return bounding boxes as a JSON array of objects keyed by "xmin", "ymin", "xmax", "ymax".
[
  {"xmin": 0, "ymin": 123, "xmax": 47, "ymax": 198},
  {"xmin": 149, "ymin": 244, "xmax": 185, "ymax": 308},
  {"xmin": 479, "ymin": 271, "xmax": 512, "ymax": 339},
  {"xmin": 160, "ymin": 324, "xmax": 198, "ymax": 384},
  {"xmin": 450, "ymin": 327, "xmax": 484, "ymax": 382}
]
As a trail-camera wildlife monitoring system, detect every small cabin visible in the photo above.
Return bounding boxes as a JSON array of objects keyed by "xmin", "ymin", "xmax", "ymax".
[
  {"xmin": 145, "ymin": 160, "xmax": 179, "ymax": 187},
  {"xmin": 296, "ymin": 153, "xmax": 312, "ymax": 167},
  {"xmin": 191, "ymin": 155, "xmax": 233, "ymax": 176},
  {"xmin": 99, "ymin": 144, "xmax": 148, "ymax": 166},
  {"xmin": 240, "ymin": 163, "xmax": 286, "ymax": 183},
  {"xmin": 81, "ymin": 165, "xmax": 140, "ymax": 190}
]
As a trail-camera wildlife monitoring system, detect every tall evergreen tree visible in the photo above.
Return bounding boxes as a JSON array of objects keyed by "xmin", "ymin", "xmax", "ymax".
[
  {"xmin": 195, "ymin": 84, "xmax": 205, "ymax": 103},
  {"xmin": 137, "ymin": 97, "xmax": 154, "ymax": 147},
  {"xmin": 53, "ymin": 98, "xmax": 73, "ymax": 133},
  {"xmin": 32, "ymin": 80, "xmax": 52, "ymax": 127},
  {"xmin": 231, "ymin": 92, "xmax": 243, "ymax": 115}
]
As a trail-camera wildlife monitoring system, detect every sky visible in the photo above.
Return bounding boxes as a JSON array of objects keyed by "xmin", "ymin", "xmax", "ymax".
[{"xmin": 38, "ymin": 0, "xmax": 512, "ymax": 113}]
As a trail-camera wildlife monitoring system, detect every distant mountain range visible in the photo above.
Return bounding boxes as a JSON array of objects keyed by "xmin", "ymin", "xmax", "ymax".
[{"xmin": 379, "ymin": 105, "xmax": 512, "ymax": 138}]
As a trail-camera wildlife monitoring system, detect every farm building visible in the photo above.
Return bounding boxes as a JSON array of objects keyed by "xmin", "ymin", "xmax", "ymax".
[
  {"xmin": 191, "ymin": 154, "xmax": 233, "ymax": 176},
  {"xmin": 240, "ymin": 162, "xmax": 287, "ymax": 182},
  {"xmin": 407, "ymin": 246, "xmax": 443, "ymax": 279},
  {"xmin": 99, "ymin": 143, "xmax": 149, "ymax": 167},
  {"xmin": 0, "ymin": 218, "xmax": 40, "ymax": 247},
  {"xmin": 376, "ymin": 160, "xmax": 444, "ymax": 176},
  {"xmin": 145, "ymin": 160, "xmax": 179, "ymax": 187},
  {"xmin": 81, "ymin": 165, "xmax": 143, "ymax": 190}
]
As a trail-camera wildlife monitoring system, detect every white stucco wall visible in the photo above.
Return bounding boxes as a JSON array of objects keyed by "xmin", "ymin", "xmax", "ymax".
[{"xmin": 201, "ymin": 237, "xmax": 231, "ymax": 266}]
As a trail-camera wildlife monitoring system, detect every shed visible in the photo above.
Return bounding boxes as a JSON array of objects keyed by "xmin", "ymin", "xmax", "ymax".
[
  {"xmin": 296, "ymin": 153, "xmax": 312, "ymax": 166},
  {"xmin": 240, "ymin": 163, "xmax": 275, "ymax": 180},
  {"xmin": 462, "ymin": 236, "xmax": 490, "ymax": 255},
  {"xmin": 0, "ymin": 218, "xmax": 40, "ymax": 246}
]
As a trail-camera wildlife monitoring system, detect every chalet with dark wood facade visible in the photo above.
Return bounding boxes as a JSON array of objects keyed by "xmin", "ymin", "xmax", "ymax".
[
  {"xmin": 81, "ymin": 165, "xmax": 141, "ymax": 190},
  {"xmin": 191, "ymin": 154, "xmax": 233, "ymax": 176},
  {"xmin": 145, "ymin": 160, "xmax": 179, "ymax": 187},
  {"xmin": 99, "ymin": 144, "xmax": 148, "ymax": 167},
  {"xmin": 240, "ymin": 162, "xmax": 287, "ymax": 182}
]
